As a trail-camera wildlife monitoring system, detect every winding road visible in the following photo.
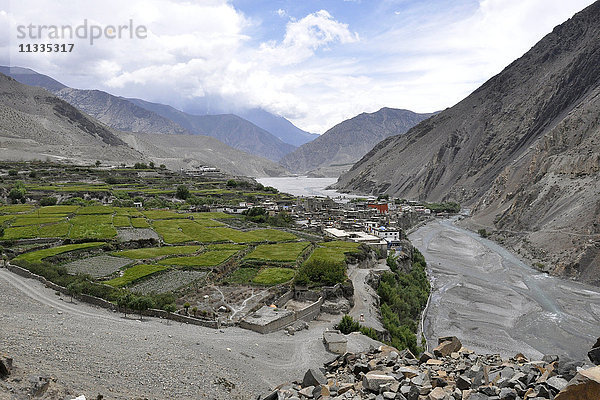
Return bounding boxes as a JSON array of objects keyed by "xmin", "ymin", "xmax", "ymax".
[{"xmin": 409, "ymin": 219, "xmax": 600, "ymax": 361}]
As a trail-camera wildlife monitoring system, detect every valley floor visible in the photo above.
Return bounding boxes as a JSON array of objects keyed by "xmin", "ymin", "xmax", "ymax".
[
  {"xmin": 0, "ymin": 268, "xmax": 378, "ymax": 399},
  {"xmin": 409, "ymin": 219, "xmax": 600, "ymax": 361}
]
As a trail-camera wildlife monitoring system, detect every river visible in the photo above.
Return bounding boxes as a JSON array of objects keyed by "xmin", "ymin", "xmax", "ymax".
[
  {"xmin": 256, "ymin": 176, "xmax": 362, "ymax": 199},
  {"xmin": 409, "ymin": 218, "xmax": 600, "ymax": 361}
]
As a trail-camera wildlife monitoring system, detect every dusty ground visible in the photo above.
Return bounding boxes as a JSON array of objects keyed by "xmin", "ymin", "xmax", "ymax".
[
  {"xmin": 0, "ymin": 268, "xmax": 382, "ymax": 400},
  {"xmin": 347, "ymin": 261, "xmax": 389, "ymax": 332},
  {"xmin": 409, "ymin": 219, "xmax": 600, "ymax": 361}
]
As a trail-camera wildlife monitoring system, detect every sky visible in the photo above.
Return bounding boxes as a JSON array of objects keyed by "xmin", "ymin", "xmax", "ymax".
[{"xmin": 0, "ymin": 0, "xmax": 596, "ymax": 133}]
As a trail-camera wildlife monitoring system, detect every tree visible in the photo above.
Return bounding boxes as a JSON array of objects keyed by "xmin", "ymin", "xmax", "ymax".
[
  {"xmin": 159, "ymin": 164, "xmax": 166, "ymax": 170},
  {"xmin": 39, "ymin": 196, "xmax": 57, "ymax": 206},
  {"xmin": 8, "ymin": 181, "xmax": 26, "ymax": 204},
  {"xmin": 66, "ymin": 281, "xmax": 83, "ymax": 303},
  {"xmin": 176, "ymin": 185, "xmax": 190, "ymax": 200},
  {"xmin": 132, "ymin": 295, "xmax": 155, "ymax": 320},
  {"xmin": 336, "ymin": 314, "xmax": 360, "ymax": 334},
  {"xmin": 226, "ymin": 179, "xmax": 237, "ymax": 187},
  {"xmin": 183, "ymin": 302, "xmax": 191, "ymax": 315},
  {"xmin": 7, "ymin": 169, "xmax": 17, "ymax": 177},
  {"xmin": 149, "ymin": 161, "xmax": 155, "ymax": 169},
  {"xmin": 192, "ymin": 306, "xmax": 198, "ymax": 317},
  {"xmin": 117, "ymin": 293, "xmax": 133, "ymax": 318},
  {"xmin": 95, "ymin": 160, "xmax": 101, "ymax": 167}
]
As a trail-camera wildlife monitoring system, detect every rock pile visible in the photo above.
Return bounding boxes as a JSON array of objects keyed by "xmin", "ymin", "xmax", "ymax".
[{"xmin": 260, "ymin": 336, "xmax": 599, "ymax": 400}]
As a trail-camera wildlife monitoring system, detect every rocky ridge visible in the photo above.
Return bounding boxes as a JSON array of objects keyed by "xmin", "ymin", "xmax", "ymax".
[
  {"xmin": 280, "ymin": 108, "xmax": 433, "ymax": 176},
  {"xmin": 335, "ymin": 1, "xmax": 600, "ymax": 284}
]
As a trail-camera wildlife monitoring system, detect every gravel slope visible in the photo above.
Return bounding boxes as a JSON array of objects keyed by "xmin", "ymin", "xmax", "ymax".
[
  {"xmin": 409, "ymin": 219, "xmax": 600, "ymax": 361},
  {"xmin": 0, "ymin": 268, "xmax": 376, "ymax": 399}
]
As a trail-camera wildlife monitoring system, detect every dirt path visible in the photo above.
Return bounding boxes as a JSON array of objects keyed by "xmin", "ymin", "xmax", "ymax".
[
  {"xmin": 347, "ymin": 261, "xmax": 389, "ymax": 331},
  {"xmin": 409, "ymin": 219, "xmax": 600, "ymax": 361}
]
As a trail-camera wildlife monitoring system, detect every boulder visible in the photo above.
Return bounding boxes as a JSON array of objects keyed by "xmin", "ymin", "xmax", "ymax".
[
  {"xmin": 427, "ymin": 387, "xmax": 446, "ymax": 400},
  {"xmin": 499, "ymin": 387, "xmax": 517, "ymax": 400},
  {"xmin": 302, "ymin": 368, "xmax": 327, "ymax": 388},
  {"xmin": 555, "ymin": 366, "xmax": 600, "ymax": 400},
  {"xmin": 546, "ymin": 376, "xmax": 568, "ymax": 392},
  {"xmin": 456, "ymin": 375, "xmax": 472, "ymax": 390},
  {"xmin": 323, "ymin": 330, "xmax": 347, "ymax": 355},
  {"xmin": 587, "ymin": 345, "xmax": 600, "ymax": 366},
  {"xmin": 419, "ymin": 352, "xmax": 434, "ymax": 364},
  {"xmin": 362, "ymin": 371, "xmax": 398, "ymax": 392},
  {"xmin": 433, "ymin": 336, "xmax": 462, "ymax": 358},
  {"xmin": 0, "ymin": 353, "xmax": 13, "ymax": 378}
]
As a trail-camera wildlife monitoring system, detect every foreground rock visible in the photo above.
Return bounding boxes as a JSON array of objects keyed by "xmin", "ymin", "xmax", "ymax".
[
  {"xmin": 555, "ymin": 366, "xmax": 600, "ymax": 400},
  {"xmin": 261, "ymin": 337, "xmax": 596, "ymax": 400}
]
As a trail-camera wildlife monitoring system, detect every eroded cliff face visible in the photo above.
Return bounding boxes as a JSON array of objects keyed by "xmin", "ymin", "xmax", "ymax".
[
  {"xmin": 471, "ymin": 87, "xmax": 600, "ymax": 284},
  {"xmin": 335, "ymin": 2, "xmax": 600, "ymax": 283}
]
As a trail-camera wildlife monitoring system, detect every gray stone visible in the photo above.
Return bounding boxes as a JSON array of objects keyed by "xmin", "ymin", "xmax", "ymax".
[
  {"xmin": 433, "ymin": 336, "xmax": 462, "ymax": 358},
  {"xmin": 587, "ymin": 347, "xmax": 600, "ymax": 366},
  {"xmin": 303, "ymin": 368, "xmax": 327, "ymax": 388},
  {"xmin": 542, "ymin": 355, "xmax": 559, "ymax": 363},
  {"xmin": 363, "ymin": 372, "xmax": 398, "ymax": 392},
  {"xmin": 456, "ymin": 375, "xmax": 472, "ymax": 390},
  {"xmin": 546, "ymin": 376, "xmax": 568, "ymax": 392},
  {"xmin": 419, "ymin": 352, "xmax": 434, "ymax": 364},
  {"xmin": 0, "ymin": 353, "xmax": 12, "ymax": 378},
  {"xmin": 323, "ymin": 330, "xmax": 348, "ymax": 355},
  {"xmin": 498, "ymin": 387, "xmax": 517, "ymax": 400},
  {"xmin": 479, "ymin": 386, "xmax": 499, "ymax": 396}
]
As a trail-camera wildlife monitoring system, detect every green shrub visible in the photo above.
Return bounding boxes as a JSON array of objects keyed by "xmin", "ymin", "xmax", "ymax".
[
  {"xmin": 39, "ymin": 196, "xmax": 58, "ymax": 206},
  {"xmin": 377, "ymin": 248, "xmax": 430, "ymax": 354}
]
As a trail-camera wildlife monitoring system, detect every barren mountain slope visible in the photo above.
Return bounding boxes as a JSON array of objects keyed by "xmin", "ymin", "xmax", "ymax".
[
  {"xmin": 336, "ymin": 1, "xmax": 600, "ymax": 283},
  {"xmin": 281, "ymin": 108, "xmax": 433, "ymax": 175},
  {"xmin": 0, "ymin": 73, "xmax": 143, "ymax": 164},
  {"xmin": 119, "ymin": 132, "xmax": 289, "ymax": 177},
  {"xmin": 126, "ymin": 98, "xmax": 297, "ymax": 161}
]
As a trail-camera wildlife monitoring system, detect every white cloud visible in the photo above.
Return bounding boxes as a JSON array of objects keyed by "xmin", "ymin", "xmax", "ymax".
[{"xmin": 0, "ymin": 0, "xmax": 596, "ymax": 133}]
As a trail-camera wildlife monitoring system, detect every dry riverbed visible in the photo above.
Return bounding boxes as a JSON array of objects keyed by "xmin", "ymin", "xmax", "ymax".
[{"xmin": 409, "ymin": 218, "xmax": 600, "ymax": 361}]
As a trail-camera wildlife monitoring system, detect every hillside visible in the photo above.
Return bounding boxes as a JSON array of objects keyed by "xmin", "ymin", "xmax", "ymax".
[
  {"xmin": 336, "ymin": 2, "xmax": 600, "ymax": 283},
  {"xmin": 237, "ymin": 108, "xmax": 319, "ymax": 147},
  {"xmin": 0, "ymin": 73, "xmax": 144, "ymax": 164},
  {"xmin": 127, "ymin": 98, "xmax": 297, "ymax": 161},
  {"xmin": 1, "ymin": 67, "xmax": 298, "ymax": 161},
  {"xmin": 120, "ymin": 132, "xmax": 289, "ymax": 177},
  {"xmin": 280, "ymin": 108, "xmax": 433, "ymax": 176}
]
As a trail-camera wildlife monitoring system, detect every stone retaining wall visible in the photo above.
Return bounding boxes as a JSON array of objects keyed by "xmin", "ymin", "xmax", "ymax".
[{"xmin": 4, "ymin": 263, "xmax": 218, "ymax": 328}]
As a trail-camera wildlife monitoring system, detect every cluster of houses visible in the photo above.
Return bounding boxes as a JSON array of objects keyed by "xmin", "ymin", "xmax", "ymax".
[{"xmin": 207, "ymin": 196, "xmax": 436, "ymax": 253}]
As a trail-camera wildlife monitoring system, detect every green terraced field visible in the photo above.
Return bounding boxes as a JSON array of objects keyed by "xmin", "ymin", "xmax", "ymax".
[
  {"xmin": 0, "ymin": 204, "xmax": 34, "ymax": 213},
  {"xmin": 252, "ymin": 267, "xmax": 295, "ymax": 285},
  {"xmin": 113, "ymin": 245, "xmax": 203, "ymax": 259},
  {"xmin": 158, "ymin": 250, "xmax": 239, "ymax": 268},
  {"xmin": 14, "ymin": 242, "xmax": 106, "ymax": 263},
  {"xmin": 224, "ymin": 267, "xmax": 259, "ymax": 284},
  {"xmin": 69, "ymin": 214, "xmax": 117, "ymax": 239},
  {"xmin": 244, "ymin": 241, "xmax": 309, "ymax": 263},
  {"xmin": 131, "ymin": 217, "xmax": 150, "ymax": 228},
  {"xmin": 113, "ymin": 215, "xmax": 131, "ymax": 228},
  {"xmin": 210, "ymin": 227, "xmax": 296, "ymax": 243},
  {"xmin": 105, "ymin": 264, "xmax": 168, "ymax": 287},
  {"xmin": 142, "ymin": 210, "xmax": 188, "ymax": 220}
]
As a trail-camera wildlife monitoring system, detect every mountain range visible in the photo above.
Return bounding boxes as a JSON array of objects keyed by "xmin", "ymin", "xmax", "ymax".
[
  {"xmin": 335, "ymin": 1, "xmax": 600, "ymax": 284},
  {"xmin": 0, "ymin": 72, "xmax": 288, "ymax": 177},
  {"xmin": 0, "ymin": 66, "xmax": 312, "ymax": 161},
  {"xmin": 281, "ymin": 107, "xmax": 434, "ymax": 176}
]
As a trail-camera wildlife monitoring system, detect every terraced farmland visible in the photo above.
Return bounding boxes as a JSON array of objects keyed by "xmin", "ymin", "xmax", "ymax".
[
  {"xmin": 244, "ymin": 241, "xmax": 310, "ymax": 263},
  {"xmin": 63, "ymin": 255, "xmax": 133, "ymax": 278}
]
